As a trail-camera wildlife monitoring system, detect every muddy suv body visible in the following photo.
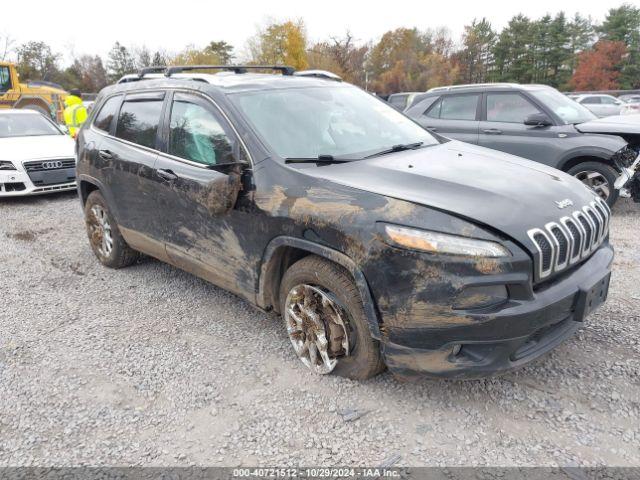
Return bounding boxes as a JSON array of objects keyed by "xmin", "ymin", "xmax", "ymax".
[{"xmin": 76, "ymin": 67, "xmax": 614, "ymax": 380}]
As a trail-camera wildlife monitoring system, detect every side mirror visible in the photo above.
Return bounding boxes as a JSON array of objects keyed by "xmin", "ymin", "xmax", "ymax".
[{"xmin": 524, "ymin": 113, "xmax": 552, "ymax": 127}]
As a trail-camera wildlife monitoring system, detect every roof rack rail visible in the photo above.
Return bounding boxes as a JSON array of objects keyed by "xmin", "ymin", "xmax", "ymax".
[
  {"xmin": 293, "ymin": 70, "xmax": 342, "ymax": 81},
  {"xmin": 428, "ymin": 82, "xmax": 519, "ymax": 92},
  {"xmin": 164, "ymin": 65, "xmax": 296, "ymax": 77},
  {"xmin": 138, "ymin": 66, "xmax": 168, "ymax": 78}
]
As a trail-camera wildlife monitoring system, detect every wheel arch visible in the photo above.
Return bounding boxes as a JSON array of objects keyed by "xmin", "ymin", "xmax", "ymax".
[
  {"xmin": 77, "ymin": 175, "xmax": 124, "ymax": 224},
  {"xmin": 79, "ymin": 178, "xmax": 100, "ymax": 205},
  {"xmin": 558, "ymin": 151, "xmax": 617, "ymax": 173},
  {"xmin": 257, "ymin": 236, "xmax": 382, "ymax": 340}
]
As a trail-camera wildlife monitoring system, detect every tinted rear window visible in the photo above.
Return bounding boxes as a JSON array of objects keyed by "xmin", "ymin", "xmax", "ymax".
[
  {"xmin": 424, "ymin": 94, "xmax": 479, "ymax": 120},
  {"xmin": 440, "ymin": 94, "xmax": 479, "ymax": 120},
  {"xmin": 93, "ymin": 95, "xmax": 122, "ymax": 132},
  {"xmin": 115, "ymin": 99, "xmax": 163, "ymax": 149}
]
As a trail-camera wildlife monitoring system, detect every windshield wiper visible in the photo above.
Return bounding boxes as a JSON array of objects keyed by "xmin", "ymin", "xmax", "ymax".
[
  {"xmin": 285, "ymin": 154, "xmax": 351, "ymax": 165},
  {"xmin": 364, "ymin": 142, "xmax": 425, "ymax": 159}
]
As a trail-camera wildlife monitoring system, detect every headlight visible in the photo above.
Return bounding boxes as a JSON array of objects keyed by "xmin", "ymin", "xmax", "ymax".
[
  {"xmin": 382, "ymin": 224, "xmax": 511, "ymax": 257},
  {"xmin": 612, "ymin": 146, "xmax": 638, "ymax": 168},
  {"xmin": 0, "ymin": 161, "xmax": 16, "ymax": 170}
]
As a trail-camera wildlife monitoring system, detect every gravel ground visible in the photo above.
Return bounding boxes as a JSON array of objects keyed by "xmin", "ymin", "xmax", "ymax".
[{"xmin": 0, "ymin": 192, "xmax": 638, "ymax": 467}]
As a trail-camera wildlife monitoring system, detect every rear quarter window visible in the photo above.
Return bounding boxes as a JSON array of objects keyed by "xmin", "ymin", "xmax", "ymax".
[
  {"xmin": 115, "ymin": 98, "xmax": 164, "ymax": 149},
  {"xmin": 93, "ymin": 95, "xmax": 122, "ymax": 133}
]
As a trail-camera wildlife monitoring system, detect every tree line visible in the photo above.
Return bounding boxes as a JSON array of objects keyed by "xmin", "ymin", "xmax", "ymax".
[{"xmin": 1, "ymin": 3, "xmax": 638, "ymax": 94}]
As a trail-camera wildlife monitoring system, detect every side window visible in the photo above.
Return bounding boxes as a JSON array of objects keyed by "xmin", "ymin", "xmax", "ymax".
[
  {"xmin": 0, "ymin": 66, "xmax": 11, "ymax": 93},
  {"xmin": 600, "ymin": 96, "xmax": 617, "ymax": 105},
  {"xmin": 581, "ymin": 96, "xmax": 601, "ymax": 105},
  {"xmin": 424, "ymin": 98, "xmax": 442, "ymax": 119},
  {"xmin": 168, "ymin": 95, "xmax": 234, "ymax": 166},
  {"xmin": 486, "ymin": 93, "xmax": 541, "ymax": 123},
  {"xmin": 439, "ymin": 94, "xmax": 479, "ymax": 120},
  {"xmin": 388, "ymin": 95, "xmax": 407, "ymax": 109},
  {"xmin": 115, "ymin": 97, "xmax": 163, "ymax": 149},
  {"xmin": 93, "ymin": 95, "xmax": 122, "ymax": 133}
]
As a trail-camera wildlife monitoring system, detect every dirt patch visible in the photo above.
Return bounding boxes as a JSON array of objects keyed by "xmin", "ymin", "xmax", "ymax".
[{"xmin": 5, "ymin": 227, "xmax": 53, "ymax": 242}]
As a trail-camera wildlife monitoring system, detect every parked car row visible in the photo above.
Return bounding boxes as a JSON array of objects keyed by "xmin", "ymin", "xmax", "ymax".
[
  {"xmin": 566, "ymin": 93, "xmax": 640, "ymax": 117},
  {"xmin": 568, "ymin": 93, "xmax": 625, "ymax": 117}
]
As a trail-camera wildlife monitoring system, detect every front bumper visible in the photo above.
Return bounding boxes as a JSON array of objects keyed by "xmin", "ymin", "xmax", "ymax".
[
  {"xmin": 0, "ymin": 169, "xmax": 76, "ymax": 197},
  {"xmin": 382, "ymin": 244, "xmax": 614, "ymax": 379}
]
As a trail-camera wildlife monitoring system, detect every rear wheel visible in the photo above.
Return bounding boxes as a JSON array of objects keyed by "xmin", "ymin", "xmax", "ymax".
[
  {"xmin": 279, "ymin": 255, "xmax": 384, "ymax": 380},
  {"xmin": 568, "ymin": 162, "xmax": 619, "ymax": 207},
  {"xmin": 84, "ymin": 190, "xmax": 139, "ymax": 268}
]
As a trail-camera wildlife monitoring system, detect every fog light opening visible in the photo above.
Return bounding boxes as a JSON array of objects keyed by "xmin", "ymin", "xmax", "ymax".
[{"xmin": 451, "ymin": 344, "xmax": 462, "ymax": 356}]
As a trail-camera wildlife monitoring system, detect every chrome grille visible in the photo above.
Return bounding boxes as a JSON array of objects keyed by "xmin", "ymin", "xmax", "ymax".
[
  {"xmin": 562, "ymin": 218, "xmax": 582, "ymax": 262},
  {"xmin": 528, "ymin": 197, "xmax": 610, "ymax": 280},
  {"xmin": 23, "ymin": 158, "xmax": 75, "ymax": 172},
  {"xmin": 550, "ymin": 225, "xmax": 568, "ymax": 266},
  {"xmin": 576, "ymin": 213, "xmax": 592, "ymax": 253}
]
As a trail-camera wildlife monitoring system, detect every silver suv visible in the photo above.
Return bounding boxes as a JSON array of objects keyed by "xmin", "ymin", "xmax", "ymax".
[{"xmin": 405, "ymin": 83, "xmax": 640, "ymax": 206}]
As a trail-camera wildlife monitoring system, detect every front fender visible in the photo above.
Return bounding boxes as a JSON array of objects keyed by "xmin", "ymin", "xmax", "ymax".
[
  {"xmin": 558, "ymin": 145, "xmax": 623, "ymax": 171},
  {"xmin": 257, "ymin": 236, "xmax": 382, "ymax": 340}
]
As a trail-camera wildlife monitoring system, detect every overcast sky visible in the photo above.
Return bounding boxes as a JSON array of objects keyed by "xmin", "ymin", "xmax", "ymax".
[{"xmin": 1, "ymin": 0, "xmax": 635, "ymax": 64}]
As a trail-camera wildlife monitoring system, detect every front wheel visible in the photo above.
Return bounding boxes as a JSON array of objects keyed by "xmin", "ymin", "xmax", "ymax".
[
  {"xmin": 279, "ymin": 255, "xmax": 385, "ymax": 380},
  {"xmin": 568, "ymin": 162, "xmax": 619, "ymax": 207}
]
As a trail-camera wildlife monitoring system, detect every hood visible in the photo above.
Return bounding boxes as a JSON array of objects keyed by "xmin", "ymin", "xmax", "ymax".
[
  {"xmin": 64, "ymin": 95, "xmax": 82, "ymax": 107},
  {"xmin": 575, "ymin": 114, "xmax": 640, "ymax": 135},
  {"xmin": 307, "ymin": 141, "xmax": 599, "ymax": 248},
  {"xmin": 0, "ymin": 135, "xmax": 75, "ymax": 163}
]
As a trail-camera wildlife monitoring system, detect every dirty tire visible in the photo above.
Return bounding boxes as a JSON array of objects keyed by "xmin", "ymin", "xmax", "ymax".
[
  {"xmin": 279, "ymin": 255, "xmax": 385, "ymax": 380},
  {"xmin": 84, "ymin": 190, "xmax": 139, "ymax": 269},
  {"xmin": 567, "ymin": 161, "xmax": 619, "ymax": 207}
]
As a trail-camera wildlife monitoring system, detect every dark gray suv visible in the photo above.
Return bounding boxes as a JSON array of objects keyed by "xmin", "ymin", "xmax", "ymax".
[{"xmin": 405, "ymin": 83, "xmax": 640, "ymax": 206}]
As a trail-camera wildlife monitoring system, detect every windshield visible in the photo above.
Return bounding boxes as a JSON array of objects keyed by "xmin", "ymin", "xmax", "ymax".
[
  {"xmin": 231, "ymin": 85, "xmax": 438, "ymax": 159},
  {"xmin": 530, "ymin": 89, "xmax": 596, "ymax": 125},
  {"xmin": 0, "ymin": 113, "xmax": 62, "ymax": 138}
]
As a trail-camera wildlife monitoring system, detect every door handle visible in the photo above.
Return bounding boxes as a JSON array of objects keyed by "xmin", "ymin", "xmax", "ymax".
[
  {"xmin": 426, "ymin": 126, "xmax": 437, "ymax": 132},
  {"xmin": 157, "ymin": 168, "xmax": 178, "ymax": 181},
  {"xmin": 483, "ymin": 128, "xmax": 503, "ymax": 135},
  {"xmin": 98, "ymin": 149, "xmax": 114, "ymax": 160}
]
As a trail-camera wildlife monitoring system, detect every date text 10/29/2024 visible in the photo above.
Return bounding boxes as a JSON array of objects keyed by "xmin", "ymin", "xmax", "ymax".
[{"xmin": 233, "ymin": 468, "xmax": 401, "ymax": 478}]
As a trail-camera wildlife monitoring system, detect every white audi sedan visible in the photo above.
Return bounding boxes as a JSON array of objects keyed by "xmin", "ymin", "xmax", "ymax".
[{"xmin": 0, "ymin": 109, "xmax": 76, "ymax": 197}]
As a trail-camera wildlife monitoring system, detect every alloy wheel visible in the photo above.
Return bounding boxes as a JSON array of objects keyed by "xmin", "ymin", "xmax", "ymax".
[
  {"xmin": 284, "ymin": 284, "xmax": 351, "ymax": 374},
  {"xmin": 88, "ymin": 205, "xmax": 114, "ymax": 258},
  {"xmin": 573, "ymin": 170, "xmax": 611, "ymax": 201}
]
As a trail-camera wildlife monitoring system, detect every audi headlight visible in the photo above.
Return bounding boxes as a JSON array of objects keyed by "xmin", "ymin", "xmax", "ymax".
[
  {"xmin": 382, "ymin": 224, "xmax": 511, "ymax": 257},
  {"xmin": 0, "ymin": 161, "xmax": 16, "ymax": 171}
]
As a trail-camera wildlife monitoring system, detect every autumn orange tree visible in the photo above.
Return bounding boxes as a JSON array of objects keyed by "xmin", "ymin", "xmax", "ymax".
[
  {"xmin": 367, "ymin": 27, "xmax": 458, "ymax": 94},
  {"xmin": 570, "ymin": 40, "xmax": 627, "ymax": 90},
  {"xmin": 247, "ymin": 20, "xmax": 309, "ymax": 71}
]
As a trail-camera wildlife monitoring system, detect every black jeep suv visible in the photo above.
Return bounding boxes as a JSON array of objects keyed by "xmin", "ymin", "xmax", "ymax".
[{"xmin": 76, "ymin": 66, "xmax": 614, "ymax": 380}]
